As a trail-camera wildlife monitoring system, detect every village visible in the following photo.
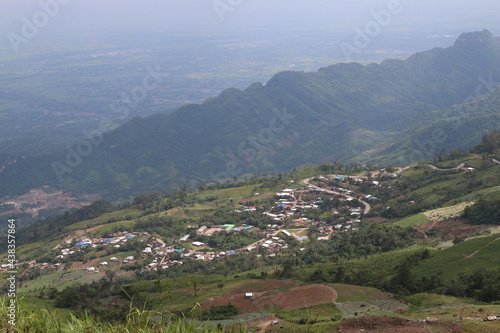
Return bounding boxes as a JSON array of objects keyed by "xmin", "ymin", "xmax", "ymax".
[{"xmin": 2, "ymin": 173, "xmax": 390, "ymax": 277}]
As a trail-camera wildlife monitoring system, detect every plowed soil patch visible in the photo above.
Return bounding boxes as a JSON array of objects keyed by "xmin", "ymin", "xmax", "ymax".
[
  {"xmin": 338, "ymin": 316, "xmax": 431, "ymax": 333},
  {"xmin": 203, "ymin": 283, "xmax": 336, "ymax": 314},
  {"xmin": 230, "ymin": 280, "xmax": 297, "ymax": 294}
]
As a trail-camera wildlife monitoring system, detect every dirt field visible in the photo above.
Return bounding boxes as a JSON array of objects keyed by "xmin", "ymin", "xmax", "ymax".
[
  {"xmin": 0, "ymin": 187, "xmax": 100, "ymax": 217},
  {"xmin": 203, "ymin": 282, "xmax": 336, "ymax": 314},
  {"xmin": 338, "ymin": 316, "xmax": 431, "ymax": 333},
  {"xmin": 415, "ymin": 218, "xmax": 491, "ymax": 239}
]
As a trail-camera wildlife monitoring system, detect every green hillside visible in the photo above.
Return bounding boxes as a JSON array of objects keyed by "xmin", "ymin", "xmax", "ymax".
[
  {"xmin": 413, "ymin": 234, "xmax": 500, "ymax": 280},
  {"xmin": 2, "ymin": 149, "xmax": 500, "ymax": 331}
]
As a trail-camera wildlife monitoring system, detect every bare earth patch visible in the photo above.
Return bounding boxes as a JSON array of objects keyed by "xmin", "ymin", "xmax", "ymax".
[
  {"xmin": 416, "ymin": 219, "xmax": 491, "ymax": 239},
  {"xmin": 203, "ymin": 283, "xmax": 336, "ymax": 314},
  {"xmin": 338, "ymin": 316, "xmax": 432, "ymax": 333}
]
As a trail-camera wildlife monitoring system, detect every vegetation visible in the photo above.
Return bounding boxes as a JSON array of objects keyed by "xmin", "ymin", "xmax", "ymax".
[
  {"xmin": 1, "ymin": 34, "xmax": 500, "ymax": 198},
  {"xmin": 463, "ymin": 198, "xmax": 500, "ymax": 225},
  {"xmin": 275, "ymin": 303, "xmax": 342, "ymax": 324},
  {"xmin": 0, "ymin": 298, "xmax": 246, "ymax": 333},
  {"xmin": 201, "ymin": 304, "xmax": 239, "ymax": 320},
  {"xmin": 2, "ymin": 132, "xmax": 500, "ymax": 331},
  {"xmin": 471, "ymin": 130, "xmax": 500, "ymax": 156}
]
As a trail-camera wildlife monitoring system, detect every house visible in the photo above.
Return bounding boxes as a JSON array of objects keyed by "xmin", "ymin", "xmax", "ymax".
[
  {"xmin": 196, "ymin": 226, "xmax": 208, "ymax": 235},
  {"xmin": 100, "ymin": 262, "xmax": 108, "ymax": 266},
  {"xmin": 179, "ymin": 234, "xmax": 190, "ymax": 242},
  {"xmin": 123, "ymin": 256, "xmax": 134, "ymax": 264},
  {"xmin": 244, "ymin": 293, "xmax": 255, "ymax": 300},
  {"xmin": 192, "ymin": 241, "xmax": 204, "ymax": 247}
]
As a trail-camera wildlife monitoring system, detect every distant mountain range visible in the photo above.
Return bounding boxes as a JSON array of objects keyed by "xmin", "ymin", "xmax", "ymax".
[{"xmin": 0, "ymin": 30, "xmax": 499, "ymax": 199}]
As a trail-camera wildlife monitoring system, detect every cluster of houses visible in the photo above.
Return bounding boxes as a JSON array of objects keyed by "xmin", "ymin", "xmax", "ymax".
[
  {"xmin": 6, "ymin": 176, "xmax": 388, "ymax": 277},
  {"xmin": 141, "ymin": 246, "xmax": 258, "ymax": 271},
  {"xmin": 66, "ymin": 181, "xmax": 383, "ymax": 273},
  {"xmin": 192, "ymin": 224, "xmax": 255, "ymax": 238},
  {"xmin": 67, "ymin": 231, "xmax": 146, "ymax": 249},
  {"xmin": 333, "ymin": 218, "xmax": 361, "ymax": 232}
]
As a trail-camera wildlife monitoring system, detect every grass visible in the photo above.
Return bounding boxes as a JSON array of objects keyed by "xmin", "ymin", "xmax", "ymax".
[
  {"xmin": 126, "ymin": 276, "xmax": 256, "ymax": 312},
  {"xmin": 412, "ymin": 234, "xmax": 500, "ymax": 279},
  {"xmin": 430, "ymin": 155, "xmax": 476, "ymax": 169},
  {"xmin": 275, "ymin": 303, "xmax": 342, "ymax": 324},
  {"xmin": 346, "ymin": 246, "xmax": 432, "ymax": 279},
  {"xmin": 403, "ymin": 293, "xmax": 471, "ymax": 311},
  {"xmin": 403, "ymin": 164, "xmax": 498, "ymax": 204},
  {"xmin": 307, "ymin": 321, "xmax": 340, "ymax": 333},
  {"xmin": 454, "ymin": 185, "xmax": 500, "ymax": 203},
  {"xmin": 394, "ymin": 213, "xmax": 429, "ymax": 227},
  {"xmin": 63, "ymin": 209, "xmax": 142, "ymax": 233},
  {"xmin": 14, "ymin": 238, "xmax": 64, "ymax": 262},
  {"xmin": 423, "ymin": 201, "xmax": 474, "ymax": 221},
  {"xmin": 329, "ymin": 284, "xmax": 392, "ymax": 303},
  {"xmin": 466, "ymin": 159, "xmax": 488, "ymax": 169},
  {"xmin": 335, "ymin": 301, "xmax": 404, "ymax": 319},
  {"xmin": 19, "ymin": 269, "xmax": 103, "ymax": 295},
  {"xmin": 0, "ymin": 297, "xmax": 250, "ymax": 333},
  {"xmin": 460, "ymin": 321, "xmax": 500, "ymax": 333},
  {"xmin": 90, "ymin": 221, "xmax": 137, "ymax": 236}
]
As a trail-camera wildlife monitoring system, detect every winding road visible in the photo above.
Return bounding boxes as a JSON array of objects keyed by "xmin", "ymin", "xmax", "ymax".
[
  {"xmin": 303, "ymin": 176, "xmax": 371, "ymax": 215},
  {"xmin": 426, "ymin": 162, "xmax": 465, "ymax": 171}
]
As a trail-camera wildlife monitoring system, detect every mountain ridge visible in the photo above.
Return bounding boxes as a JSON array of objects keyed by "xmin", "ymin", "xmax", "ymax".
[{"xmin": 0, "ymin": 30, "xmax": 499, "ymax": 199}]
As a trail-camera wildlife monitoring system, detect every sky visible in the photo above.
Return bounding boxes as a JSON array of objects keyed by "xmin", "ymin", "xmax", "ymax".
[{"xmin": 0, "ymin": 0, "xmax": 499, "ymax": 42}]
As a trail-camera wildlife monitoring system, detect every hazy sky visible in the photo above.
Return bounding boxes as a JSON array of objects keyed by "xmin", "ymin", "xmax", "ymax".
[{"xmin": 1, "ymin": 0, "xmax": 499, "ymax": 36}]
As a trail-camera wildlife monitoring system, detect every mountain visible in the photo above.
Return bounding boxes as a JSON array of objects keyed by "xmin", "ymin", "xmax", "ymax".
[
  {"xmin": 360, "ymin": 87, "xmax": 500, "ymax": 165},
  {"xmin": 0, "ymin": 30, "xmax": 499, "ymax": 199}
]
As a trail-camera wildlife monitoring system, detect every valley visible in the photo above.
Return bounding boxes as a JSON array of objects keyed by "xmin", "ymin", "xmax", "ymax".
[
  {"xmin": 0, "ymin": 6, "xmax": 499, "ymax": 329},
  {"xmin": 0, "ymin": 31, "xmax": 499, "ymax": 200}
]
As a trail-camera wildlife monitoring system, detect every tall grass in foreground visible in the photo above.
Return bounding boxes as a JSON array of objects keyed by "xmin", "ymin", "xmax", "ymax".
[{"xmin": 0, "ymin": 298, "xmax": 249, "ymax": 333}]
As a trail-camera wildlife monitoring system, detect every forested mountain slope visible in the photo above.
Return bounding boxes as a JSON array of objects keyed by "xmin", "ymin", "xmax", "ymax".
[{"xmin": 0, "ymin": 30, "xmax": 499, "ymax": 198}]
